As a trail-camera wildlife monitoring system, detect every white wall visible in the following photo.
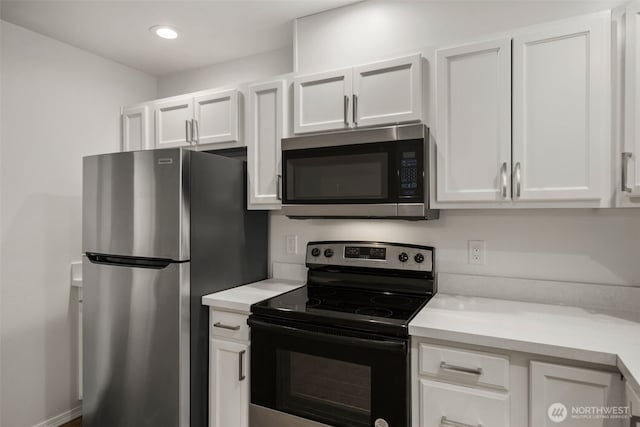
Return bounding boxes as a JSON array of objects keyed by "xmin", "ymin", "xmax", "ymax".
[
  {"xmin": 157, "ymin": 46, "xmax": 293, "ymax": 98},
  {"xmin": 0, "ymin": 21, "xmax": 157, "ymax": 427},
  {"xmin": 270, "ymin": 0, "xmax": 640, "ymax": 288},
  {"xmin": 294, "ymin": 0, "xmax": 627, "ymax": 73}
]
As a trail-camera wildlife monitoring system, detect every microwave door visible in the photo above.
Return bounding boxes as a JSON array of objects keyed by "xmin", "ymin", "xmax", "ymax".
[{"xmin": 284, "ymin": 145, "xmax": 396, "ymax": 204}]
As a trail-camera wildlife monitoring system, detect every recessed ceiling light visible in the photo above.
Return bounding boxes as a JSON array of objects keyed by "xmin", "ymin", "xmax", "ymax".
[{"xmin": 150, "ymin": 26, "xmax": 179, "ymax": 40}]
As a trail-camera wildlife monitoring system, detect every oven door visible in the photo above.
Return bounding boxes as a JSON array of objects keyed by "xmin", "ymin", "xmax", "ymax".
[{"xmin": 248, "ymin": 317, "xmax": 409, "ymax": 427}]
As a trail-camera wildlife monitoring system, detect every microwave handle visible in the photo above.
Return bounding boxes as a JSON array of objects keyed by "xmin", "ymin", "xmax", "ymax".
[{"xmin": 248, "ymin": 318, "xmax": 407, "ymax": 353}]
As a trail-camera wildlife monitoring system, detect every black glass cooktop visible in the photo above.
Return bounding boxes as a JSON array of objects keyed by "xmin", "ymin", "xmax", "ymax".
[{"xmin": 251, "ymin": 285, "xmax": 432, "ymax": 337}]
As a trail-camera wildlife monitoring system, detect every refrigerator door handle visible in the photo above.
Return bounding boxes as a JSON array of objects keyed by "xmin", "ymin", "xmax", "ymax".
[{"xmin": 86, "ymin": 253, "xmax": 173, "ymax": 269}]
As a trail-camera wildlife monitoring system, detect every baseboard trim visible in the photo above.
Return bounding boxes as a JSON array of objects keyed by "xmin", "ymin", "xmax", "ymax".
[{"xmin": 33, "ymin": 405, "xmax": 82, "ymax": 427}]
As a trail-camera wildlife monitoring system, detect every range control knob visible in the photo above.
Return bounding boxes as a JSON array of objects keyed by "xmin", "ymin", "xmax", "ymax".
[
  {"xmin": 414, "ymin": 253, "xmax": 425, "ymax": 263},
  {"xmin": 398, "ymin": 252, "xmax": 409, "ymax": 262},
  {"xmin": 311, "ymin": 248, "xmax": 321, "ymax": 257},
  {"xmin": 324, "ymin": 248, "xmax": 334, "ymax": 258}
]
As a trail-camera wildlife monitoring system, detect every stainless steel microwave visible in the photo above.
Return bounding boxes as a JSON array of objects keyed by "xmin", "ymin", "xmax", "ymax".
[{"xmin": 281, "ymin": 124, "xmax": 439, "ymax": 219}]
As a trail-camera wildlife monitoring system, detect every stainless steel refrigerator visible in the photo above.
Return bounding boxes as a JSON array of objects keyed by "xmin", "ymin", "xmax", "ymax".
[{"xmin": 82, "ymin": 148, "xmax": 268, "ymax": 427}]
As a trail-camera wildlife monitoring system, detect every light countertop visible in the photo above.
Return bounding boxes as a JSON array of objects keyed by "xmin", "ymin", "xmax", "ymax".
[
  {"xmin": 409, "ymin": 293, "xmax": 640, "ymax": 395},
  {"xmin": 201, "ymin": 278, "xmax": 304, "ymax": 313}
]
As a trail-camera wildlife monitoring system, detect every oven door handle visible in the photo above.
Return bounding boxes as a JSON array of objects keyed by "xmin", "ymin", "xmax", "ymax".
[{"xmin": 248, "ymin": 318, "xmax": 407, "ymax": 353}]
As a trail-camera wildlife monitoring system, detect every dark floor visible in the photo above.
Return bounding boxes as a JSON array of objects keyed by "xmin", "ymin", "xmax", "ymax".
[{"xmin": 61, "ymin": 418, "xmax": 81, "ymax": 427}]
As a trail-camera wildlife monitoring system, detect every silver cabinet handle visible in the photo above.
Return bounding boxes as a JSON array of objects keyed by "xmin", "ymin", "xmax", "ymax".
[
  {"xmin": 622, "ymin": 152, "xmax": 632, "ymax": 193},
  {"xmin": 353, "ymin": 94, "xmax": 358, "ymax": 126},
  {"xmin": 500, "ymin": 162, "xmax": 508, "ymax": 199},
  {"xmin": 213, "ymin": 322, "xmax": 240, "ymax": 331},
  {"xmin": 440, "ymin": 361, "xmax": 483, "ymax": 375},
  {"xmin": 192, "ymin": 119, "xmax": 199, "ymax": 144},
  {"xmin": 441, "ymin": 416, "xmax": 481, "ymax": 427},
  {"xmin": 276, "ymin": 174, "xmax": 282, "ymax": 200},
  {"xmin": 238, "ymin": 350, "xmax": 246, "ymax": 381},
  {"xmin": 343, "ymin": 95, "xmax": 349, "ymax": 125},
  {"xmin": 185, "ymin": 120, "xmax": 192, "ymax": 143},
  {"xmin": 514, "ymin": 162, "xmax": 522, "ymax": 199}
]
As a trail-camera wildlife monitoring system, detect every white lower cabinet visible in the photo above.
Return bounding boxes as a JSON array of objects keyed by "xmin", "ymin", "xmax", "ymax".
[
  {"xmin": 419, "ymin": 379, "xmax": 509, "ymax": 427},
  {"xmin": 413, "ymin": 339, "xmax": 628, "ymax": 427},
  {"xmin": 530, "ymin": 361, "xmax": 624, "ymax": 427},
  {"xmin": 209, "ymin": 309, "xmax": 250, "ymax": 427},
  {"xmin": 625, "ymin": 380, "xmax": 640, "ymax": 426}
]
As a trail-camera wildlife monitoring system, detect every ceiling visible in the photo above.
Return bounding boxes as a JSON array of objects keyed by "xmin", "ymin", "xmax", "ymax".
[{"xmin": 0, "ymin": 0, "xmax": 358, "ymax": 76}]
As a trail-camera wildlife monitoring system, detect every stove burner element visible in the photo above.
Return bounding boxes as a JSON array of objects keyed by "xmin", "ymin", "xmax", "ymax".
[
  {"xmin": 371, "ymin": 295, "xmax": 413, "ymax": 306},
  {"xmin": 355, "ymin": 307, "xmax": 393, "ymax": 318},
  {"xmin": 306, "ymin": 298, "xmax": 321, "ymax": 307}
]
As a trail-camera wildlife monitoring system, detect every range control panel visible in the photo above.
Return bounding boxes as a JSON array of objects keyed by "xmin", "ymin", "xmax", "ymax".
[{"xmin": 306, "ymin": 241, "xmax": 434, "ymax": 273}]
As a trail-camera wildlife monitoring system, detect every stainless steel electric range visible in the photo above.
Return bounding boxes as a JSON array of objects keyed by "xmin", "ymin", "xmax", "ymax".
[{"xmin": 249, "ymin": 241, "xmax": 436, "ymax": 427}]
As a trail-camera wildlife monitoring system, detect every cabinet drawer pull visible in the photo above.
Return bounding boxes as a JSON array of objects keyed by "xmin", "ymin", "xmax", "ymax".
[
  {"xmin": 213, "ymin": 322, "xmax": 241, "ymax": 331},
  {"xmin": 353, "ymin": 94, "xmax": 358, "ymax": 125},
  {"xmin": 500, "ymin": 162, "xmax": 508, "ymax": 199},
  {"xmin": 622, "ymin": 152, "xmax": 632, "ymax": 193},
  {"xmin": 514, "ymin": 162, "xmax": 521, "ymax": 199},
  {"xmin": 441, "ymin": 416, "xmax": 481, "ymax": 427},
  {"xmin": 440, "ymin": 361, "xmax": 483, "ymax": 375},
  {"xmin": 343, "ymin": 95, "xmax": 349, "ymax": 125},
  {"xmin": 277, "ymin": 174, "xmax": 282, "ymax": 200},
  {"xmin": 192, "ymin": 119, "xmax": 199, "ymax": 145},
  {"xmin": 185, "ymin": 120, "xmax": 192, "ymax": 143},
  {"xmin": 238, "ymin": 350, "xmax": 246, "ymax": 381}
]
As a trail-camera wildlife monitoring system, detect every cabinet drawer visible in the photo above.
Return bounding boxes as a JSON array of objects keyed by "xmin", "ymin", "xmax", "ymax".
[
  {"xmin": 419, "ymin": 343, "xmax": 509, "ymax": 390},
  {"xmin": 211, "ymin": 310, "xmax": 249, "ymax": 341},
  {"xmin": 419, "ymin": 378, "xmax": 509, "ymax": 427}
]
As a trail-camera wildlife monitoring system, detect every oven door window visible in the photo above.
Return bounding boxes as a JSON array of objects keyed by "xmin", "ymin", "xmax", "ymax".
[
  {"xmin": 277, "ymin": 351, "xmax": 371, "ymax": 426},
  {"xmin": 283, "ymin": 142, "xmax": 396, "ymax": 204}
]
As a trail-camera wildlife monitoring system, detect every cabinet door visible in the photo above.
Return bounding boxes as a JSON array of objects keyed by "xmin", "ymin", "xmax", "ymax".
[
  {"xmin": 247, "ymin": 80, "xmax": 285, "ymax": 210},
  {"xmin": 513, "ymin": 12, "xmax": 610, "ymax": 202},
  {"xmin": 154, "ymin": 97, "xmax": 193, "ymax": 148},
  {"xmin": 626, "ymin": 380, "xmax": 640, "ymax": 417},
  {"xmin": 418, "ymin": 378, "xmax": 509, "ymax": 427},
  {"xmin": 194, "ymin": 89, "xmax": 239, "ymax": 146},
  {"xmin": 293, "ymin": 68, "xmax": 352, "ymax": 134},
  {"xmin": 121, "ymin": 105, "xmax": 150, "ymax": 151},
  {"xmin": 209, "ymin": 339, "xmax": 248, "ymax": 427},
  {"xmin": 353, "ymin": 54, "xmax": 422, "ymax": 127},
  {"xmin": 530, "ymin": 361, "xmax": 623, "ymax": 427},
  {"xmin": 623, "ymin": 2, "xmax": 640, "ymax": 198},
  {"xmin": 436, "ymin": 39, "xmax": 512, "ymax": 202}
]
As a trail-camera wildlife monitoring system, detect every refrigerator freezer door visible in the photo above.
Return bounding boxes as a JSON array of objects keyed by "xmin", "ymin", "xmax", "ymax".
[
  {"xmin": 83, "ymin": 149, "xmax": 190, "ymax": 261},
  {"xmin": 82, "ymin": 256, "xmax": 190, "ymax": 427}
]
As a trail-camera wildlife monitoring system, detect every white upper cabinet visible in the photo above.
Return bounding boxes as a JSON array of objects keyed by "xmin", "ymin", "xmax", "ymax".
[
  {"xmin": 530, "ymin": 361, "xmax": 623, "ymax": 427},
  {"xmin": 139, "ymin": 89, "xmax": 240, "ymax": 151},
  {"xmin": 513, "ymin": 12, "xmax": 610, "ymax": 202},
  {"xmin": 621, "ymin": 1, "xmax": 640, "ymax": 203},
  {"xmin": 121, "ymin": 105, "xmax": 150, "ymax": 151},
  {"xmin": 436, "ymin": 39, "xmax": 512, "ymax": 202},
  {"xmin": 247, "ymin": 79, "xmax": 286, "ymax": 210},
  {"xmin": 293, "ymin": 54, "xmax": 423, "ymax": 134},
  {"xmin": 194, "ymin": 89, "xmax": 239, "ymax": 146},
  {"xmin": 293, "ymin": 68, "xmax": 352, "ymax": 134},
  {"xmin": 353, "ymin": 54, "xmax": 422, "ymax": 127},
  {"xmin": 434, "ymin": 11, "xmax": 610, "ymax": 208},
  {"xmin": 154, "ymin": 96, "xmax": 194, "ymax": 149}
]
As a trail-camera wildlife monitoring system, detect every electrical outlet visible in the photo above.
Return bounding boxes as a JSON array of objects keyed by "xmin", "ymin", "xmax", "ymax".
[
  {"xmin": 285, "ymin": 235, "xmax": 298, "ymax": 254},
  {"xmin": 468, "ymin": 240, "xmax": 486, "ymax": 265}
]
